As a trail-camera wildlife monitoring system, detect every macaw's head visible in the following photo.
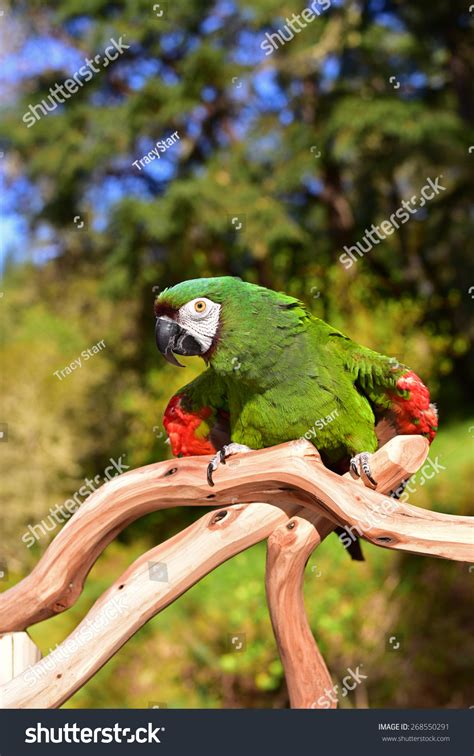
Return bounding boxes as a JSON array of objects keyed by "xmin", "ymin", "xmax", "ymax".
[{"xmin": 154, "ymin": 276, "xmax": 309, "ymax": 374}]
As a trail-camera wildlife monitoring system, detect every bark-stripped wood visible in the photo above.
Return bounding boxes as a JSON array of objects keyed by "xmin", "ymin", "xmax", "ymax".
[
  {"xmin": 264, "ymin": 446, "xmax": 417, "ymax": 709},
  {"xmin": 0, "ymin": 502, "xmax": 299, "ymax": 709},
  {"xmin": 0, "ymin": 435, "xmax": 472, "ymax": 709},
  {"xmin": 0, "ymin": 435, "xmax": 471, "ymax": 637},
  {"xmin": 266, "ymin": 511, "xmax": 335, "ymax": 708}
]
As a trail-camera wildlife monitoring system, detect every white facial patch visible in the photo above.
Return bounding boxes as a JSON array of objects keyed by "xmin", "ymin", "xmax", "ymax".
[{"xmin": 177, "ymin": 297, "xmax": 221, "ymax": 353}]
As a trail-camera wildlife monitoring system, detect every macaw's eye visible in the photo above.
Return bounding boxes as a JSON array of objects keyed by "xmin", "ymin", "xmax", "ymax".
[{"xmin": 194, "ymin": 300, "xmax": 207, "ymax": 313}]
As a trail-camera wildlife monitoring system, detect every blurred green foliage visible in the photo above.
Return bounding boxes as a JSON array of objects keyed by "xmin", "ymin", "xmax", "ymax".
[{"xmin": 0, "ymin": 0, "xmax": 473, "ymax": 708}]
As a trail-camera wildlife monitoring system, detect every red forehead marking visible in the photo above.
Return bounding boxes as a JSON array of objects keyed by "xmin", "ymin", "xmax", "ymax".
[{"xmin": 154, "ymin": 302, "xmax": 177, "ymax": 318}]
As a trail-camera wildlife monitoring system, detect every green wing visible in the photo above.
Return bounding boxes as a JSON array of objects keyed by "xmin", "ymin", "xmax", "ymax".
[{"xmin": 330, "ymin": 331, "xmax": 405, "ymax": 410}]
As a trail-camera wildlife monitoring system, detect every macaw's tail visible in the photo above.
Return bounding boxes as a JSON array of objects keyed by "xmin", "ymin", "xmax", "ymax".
[{"xmin": 334, "ymin": 527, "xmax": 365, "ymax": 561}]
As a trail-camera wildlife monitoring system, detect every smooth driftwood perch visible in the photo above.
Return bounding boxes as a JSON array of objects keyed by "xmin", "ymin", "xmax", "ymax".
[
  {"xmin": 266, "ymin": 511, "xmax": 336, "ymax": 708},
  {"xmin": 1, "ymin": 435, "xmax": 472, "ymax": 636},
  {"xmin": 264, "ymin": 447, "xmax": 418, "ymax": 709},
  {"xmin": 0, "ymin": 502, "xmax": 299, "ymax": 708},
  {"xmin": 0, "ymin": 435, "xmax": 472, "ymax": 709},
  {"xmin": 0, "ymin": 434, "xmax": 434, "ymax": 707}
]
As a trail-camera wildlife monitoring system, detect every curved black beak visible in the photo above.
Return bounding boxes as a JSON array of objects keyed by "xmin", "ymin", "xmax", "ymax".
[{"xmin": 155, "ymin": 317, "xmax": 203, "ymax": 367}]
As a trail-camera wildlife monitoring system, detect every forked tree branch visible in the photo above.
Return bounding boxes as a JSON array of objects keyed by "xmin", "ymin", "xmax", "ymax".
[
  {"xmin": 0, "ymin": 436, "xmax": 471, "ymax": 637},
  {"xmin": 264, "ymin": 443, "xmax": 426, "ymax": 709},
  {"xmin": 1, "ymin": 502, "xmax": 300, "ymax": 709},
  {"xmin": 0, "ymin": 436, "xmax": 472, "ymax": 709}
]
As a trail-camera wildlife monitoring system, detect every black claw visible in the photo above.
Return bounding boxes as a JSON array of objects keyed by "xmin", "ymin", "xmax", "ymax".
[
  {"xmin": 361, "ymin": 456, "xmax": 377, "ymax": 487},
  {"xmin": 207, "ymin": 464, "xmax": 215, "ymax": 487},
  {"xmin": 351, "ymin": 454, "xmax": 377, "ymax": 488}
]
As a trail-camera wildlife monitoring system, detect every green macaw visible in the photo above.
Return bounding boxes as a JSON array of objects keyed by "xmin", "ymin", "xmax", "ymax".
[{"xmin": 155, "ymin": 277, "xmax": 438, "ymax": 558}]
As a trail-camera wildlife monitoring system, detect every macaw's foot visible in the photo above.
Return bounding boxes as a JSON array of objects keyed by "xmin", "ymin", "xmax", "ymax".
[
  {"xmin": 349, "ymin": 452, "xmax": 378, "ymax": 489},
  {"xmin": 207, "ymin": 443, "xmax": 253, "ymax": 487}
]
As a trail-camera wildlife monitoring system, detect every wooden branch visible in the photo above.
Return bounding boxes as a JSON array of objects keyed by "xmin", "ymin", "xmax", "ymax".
[
  {"xmin": 1, "ymin": 435, "xmax": 471, "ymax": 636},
  {"xmin": 264, "ymin": 445, "xmax": 419, "ymax": 709},
  {"xmin": 1, "ymin": 434, "xmax": 472, "ymax": 709},
  {"xmin": 266, "ymin": 511, "xmax": 335, "ymax": 709},
  {"xmin": 0, "ymin": 502, "xmax": 300, "ymax": 709}
]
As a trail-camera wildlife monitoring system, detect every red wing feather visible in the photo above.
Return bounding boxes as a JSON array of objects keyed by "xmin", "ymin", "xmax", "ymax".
[
  {"xmin": 390, "ymin": 370, "xmax": 438, "ymax": 443},
  {"xmin": 163, "ymin": 394, "xmax": 218, "ymax": 456}
]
